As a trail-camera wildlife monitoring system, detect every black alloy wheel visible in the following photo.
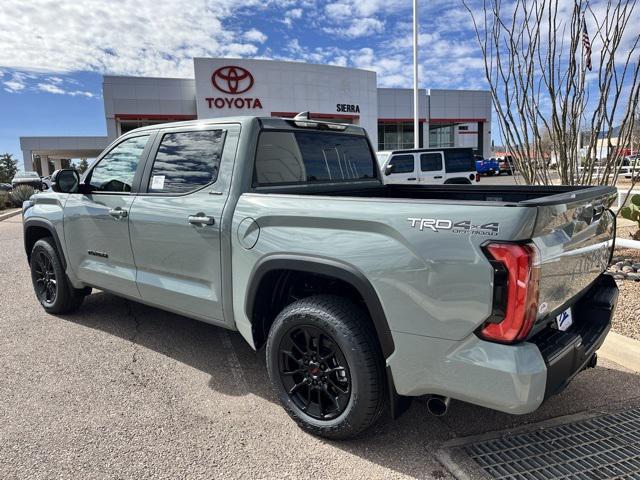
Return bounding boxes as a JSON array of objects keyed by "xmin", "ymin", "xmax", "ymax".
[
  {"xmin": 278, "ymin": 325, "xmax": 351, "ymax": 420},
  {"xmin": 33, "ymin": 249, "xmax": 57, "ymax": 306},
  {"xmin": 266, "ymin": 295, "xmax": 386, "ymax": 439},
  {"xmin": 30, "ymin": 237, "xmax": 88, "ymax": 314}
]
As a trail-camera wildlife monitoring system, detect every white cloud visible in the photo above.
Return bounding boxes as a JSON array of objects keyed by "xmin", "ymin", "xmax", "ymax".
[
  {"xmin": 325, "ymin": 3, "xmax": 352, "ymax": 19},
  {"xmin": 244, "ymin": 28, "xmax": 267, "ymax": 43},
  {"xmin": 224, "ymin": 43, "xmax": 259, "ymax": 56},
  {"xmin": 37, "ymin": 83, "xmax": 65, "ymax": 95},
  {"xmin": 0, "ymin": 0, "xmax": 271, "ymax": 77},
  {"xmin": 45, "ymin": 76, "xmax": 64, "ymax": 84},
  {"xmin": 325, "ymin": 0, "xmax": 407, "ymax": 19},
  {"xmin": 2, "ymin": 71, "xmax": 34, "ymax": 92},
  {"xmin": 322, "ymin": 0, "xmax": 405, "ymax": 39},
  {"xmin": 37, "ymin": 82, "xmax": 96, "ymax": 97},
  {"xmin": 326, "ymin": 17, "xmax": 385, "ymax": 38},
  {"xmin": 4, "ymin": 80, "xmax": 25, "ymax": 92},
  {"xmin": 282, "ymin": 8, "xmax": 303, "ymax": 27}
]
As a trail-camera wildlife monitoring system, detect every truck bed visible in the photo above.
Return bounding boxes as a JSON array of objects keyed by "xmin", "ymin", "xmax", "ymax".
[
  {"xmin": 257, "ymin": 182, "xmax": 616, "ymax": 207},
  {"xmin": 243, "ymin": 181, "xmax": 617, "ymax": 342}
]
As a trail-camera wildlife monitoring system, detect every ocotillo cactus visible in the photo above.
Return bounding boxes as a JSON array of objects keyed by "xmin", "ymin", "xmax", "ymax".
[{"xmin": 620, "ymin": 194, "xmax": 640, "ymax": 240}]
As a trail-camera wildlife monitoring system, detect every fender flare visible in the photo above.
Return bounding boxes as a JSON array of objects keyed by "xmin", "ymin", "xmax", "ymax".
[
  {"xmin": 245, "ymin": 254, "xmax": 395, "ymax": 360},
  {"xmin": 23, "ymin": 218, "xmax": 67, "ymax": 269}
]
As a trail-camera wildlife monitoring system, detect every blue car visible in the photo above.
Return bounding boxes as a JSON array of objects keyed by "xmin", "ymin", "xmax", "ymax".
[{"xmin": 475, "ymin": 157, "xmax": 499, "ymax": 176}]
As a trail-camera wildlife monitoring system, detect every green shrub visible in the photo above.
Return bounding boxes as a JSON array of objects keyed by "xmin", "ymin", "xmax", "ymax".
[
  {"xmin": 9, "ymin": 185, "xmax": 35, "ymax": 207},
  {"xmin": 0, "ymin": 191, "xmax": 7, "ymax": 210},
  {"xmin": 620, "ymin": 194, "xmax": 640, "ymax": 240}
]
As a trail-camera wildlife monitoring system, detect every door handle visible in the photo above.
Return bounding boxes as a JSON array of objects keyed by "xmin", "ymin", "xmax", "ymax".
[
  {"xmin": 407, "ymin": 177, "xmax": 417, "ymax": 181},
  {"xmin": 108, "ymin": 207, "xmax": 128, "ymax": 219},
  {"xmin": 434, "ymin": 176, "xmax": 443, "ymax": 179},
  {"xmin": 188, "ymin": 213, "xmax": 215, "ymax": 226}
]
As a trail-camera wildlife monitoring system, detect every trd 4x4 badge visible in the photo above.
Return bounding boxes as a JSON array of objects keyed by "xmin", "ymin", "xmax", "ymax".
[{"xmin": 408, "ymin": 217, "xmax": 500, "ymax": 236}]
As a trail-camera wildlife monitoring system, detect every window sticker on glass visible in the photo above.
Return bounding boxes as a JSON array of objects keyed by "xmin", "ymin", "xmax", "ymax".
[{"xmin": 151, "ymin": 175, "xmax": 165, "ymax": 190}]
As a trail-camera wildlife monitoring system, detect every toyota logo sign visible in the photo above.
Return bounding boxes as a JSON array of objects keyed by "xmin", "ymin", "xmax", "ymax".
[{"xmin": 211, "ymin": 66, "xmax": 254, "ymax": 94}]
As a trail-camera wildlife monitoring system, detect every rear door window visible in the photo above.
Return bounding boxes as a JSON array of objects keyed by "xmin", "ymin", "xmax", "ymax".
[
  {"xmin": 388, "ymin": 154, "xmax": 415, "ymax": 174},
  {"xmin": 254, "ymin": 131, "xmax": 375, "ymax": 185},
  {"xmin": 420, "ymin": 153, "xmax": 443, "ymax": 172},
  {"xmin": 147, "ymin": 130, "xmax": 226, "ymax": 194}
]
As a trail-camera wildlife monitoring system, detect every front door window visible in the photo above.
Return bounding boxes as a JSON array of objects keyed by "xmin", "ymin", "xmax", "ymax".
[{"xmin": 89, "ymin": 135, "xmax": 150, "ymax": 192}]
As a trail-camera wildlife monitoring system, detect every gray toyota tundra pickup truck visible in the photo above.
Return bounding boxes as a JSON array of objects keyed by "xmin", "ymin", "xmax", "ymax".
[{"xmin": 23, "ymin": 114, "xmax": 618, "ymax": 439}]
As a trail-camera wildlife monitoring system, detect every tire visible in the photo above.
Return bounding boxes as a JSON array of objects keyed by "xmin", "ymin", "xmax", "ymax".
[
  {"xmin": 30, "ymin": 237, "xmax": 87, "ymax": 314},
  {"xmin": 266, "ymin": 295, "xmax": 386, "ymax": 439}
]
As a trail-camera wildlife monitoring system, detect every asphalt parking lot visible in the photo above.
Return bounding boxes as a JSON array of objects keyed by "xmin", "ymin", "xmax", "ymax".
[{"xmin": 1, "ymin": 214, "xmax": 640, "ymax": 480}]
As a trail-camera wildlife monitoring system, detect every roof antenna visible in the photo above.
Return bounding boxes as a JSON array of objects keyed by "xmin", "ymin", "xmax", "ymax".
[{"xmin": 294, "ymin": 111, "xmax": 310, "ymax": 120}]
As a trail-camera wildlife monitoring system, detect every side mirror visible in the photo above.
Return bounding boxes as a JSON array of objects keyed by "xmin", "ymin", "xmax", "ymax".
[
  {"xmin": 384, "ymin": 163, "xmax": 395, "ymax": 176},
  {"xmin": 51, "ymin": 169, "xmax": 80, "ymax": 193}
]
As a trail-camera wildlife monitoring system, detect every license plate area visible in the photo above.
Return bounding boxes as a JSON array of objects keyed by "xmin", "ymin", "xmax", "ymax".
[{"xmin": 556, "ymin": 307, "xmax": 573, "ymax": 331}]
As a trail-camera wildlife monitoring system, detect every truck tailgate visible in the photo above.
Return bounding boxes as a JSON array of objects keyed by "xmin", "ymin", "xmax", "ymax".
[{"xmin": 527, "ymin": 188, "xmax": 617, "ymax": 335}]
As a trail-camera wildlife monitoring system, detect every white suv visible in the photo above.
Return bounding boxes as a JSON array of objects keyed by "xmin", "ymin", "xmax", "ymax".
[{"xmin": 377, "ymin": 147, "xmax": 478, "ymax": 185}]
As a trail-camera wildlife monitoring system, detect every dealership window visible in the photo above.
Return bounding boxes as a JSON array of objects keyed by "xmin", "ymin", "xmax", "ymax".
[
  {"xmin": 389, "ymin": 154, "xmax": 415, "ymax": 173},
  {"xmin": 429, "ymin": 124, "xmax": 455, "ymax": 148},
  {"xmin": 89, "ymin": 135, "xmax": 150, "ymax": 192},
  {"xmin": 377, "ymin": 122, "xmax": 422, "ymax": 151},
  {"xmin": 254, "ymin": 131, "xmax": 375, "ymax": 185},
  {"xmin": 148, "ymin": 130, "xmax": 226, "ymax": 194}
]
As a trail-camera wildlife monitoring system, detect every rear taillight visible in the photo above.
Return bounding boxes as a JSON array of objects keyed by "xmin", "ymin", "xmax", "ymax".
[{"xmin": 481, "ymin": 243, "xmax": 540, "ymax": 343}]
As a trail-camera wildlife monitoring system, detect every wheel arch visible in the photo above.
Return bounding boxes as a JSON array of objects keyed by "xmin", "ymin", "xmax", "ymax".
[
  {"xmin": 245, "ymin": 255, "xmax": 395, "ymax": 360},
  {"xmin": 444, "ymin": 177, "xmax": 472, "ymax": 184},
  {"xmin": 24, "ymin": 218, "xmax": 67, "ymax": 269}
]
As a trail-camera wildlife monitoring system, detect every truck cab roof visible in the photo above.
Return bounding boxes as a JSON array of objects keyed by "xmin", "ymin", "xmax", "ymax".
[{"xmin": 128, "ymin": 115, "xmax": 367, "ymax": 137}]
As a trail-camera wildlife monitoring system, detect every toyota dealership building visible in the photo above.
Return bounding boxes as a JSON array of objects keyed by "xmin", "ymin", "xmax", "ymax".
[{"xmin": 20, "ymin": 58, "xmax": 492, "ymax": 175}]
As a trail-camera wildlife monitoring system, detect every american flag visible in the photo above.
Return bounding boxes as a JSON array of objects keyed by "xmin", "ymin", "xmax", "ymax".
[{"xmin": 582, "ymin": 15, "xmax": 592, "ymax": 71}]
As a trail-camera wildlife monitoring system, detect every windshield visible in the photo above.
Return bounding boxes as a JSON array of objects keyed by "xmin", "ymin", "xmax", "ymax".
[{"xmin": 254, "ymin": 130, "xmax": 376, "ymax": 186}]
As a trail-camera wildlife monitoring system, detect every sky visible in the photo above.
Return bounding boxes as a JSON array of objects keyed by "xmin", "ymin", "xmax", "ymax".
[
  {"xmin": 0, "ymin": 0, "xmax": 637, "ymax": 168},
  {"xmin": 0, "ymin": 0, "xmax": 490, "ymax": 168}
]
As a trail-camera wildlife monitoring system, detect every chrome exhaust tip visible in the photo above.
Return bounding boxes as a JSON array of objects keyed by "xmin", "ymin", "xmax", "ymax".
[{"xmin": 426, "ymin": 395, "xmax": 450, "ymax": 416}]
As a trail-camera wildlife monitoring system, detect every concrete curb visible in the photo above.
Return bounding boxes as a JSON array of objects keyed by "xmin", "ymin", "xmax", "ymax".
[
  {"xmin": 599, "ymin": 331, "xmax": 640, "ymax": 373},
  {"xmin": 0, "ymin": 208, "xmax": 21, "ymax": 222}
]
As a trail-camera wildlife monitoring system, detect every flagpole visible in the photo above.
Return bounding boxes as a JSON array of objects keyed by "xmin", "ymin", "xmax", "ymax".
[{"xmin": 413, "ymin": 0, "xmax": 419, "ymax": 148}]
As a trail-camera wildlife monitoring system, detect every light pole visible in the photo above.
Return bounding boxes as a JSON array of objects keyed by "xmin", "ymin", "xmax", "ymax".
[{"xmin": 413, "ymin": 0, "xmax": 419, "ymax": 148}]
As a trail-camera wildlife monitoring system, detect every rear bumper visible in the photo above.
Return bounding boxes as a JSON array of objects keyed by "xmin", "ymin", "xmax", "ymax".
[
  {"xmin": 530, "ymin": 274, "xmax": 618, "ymax": 400},
  {"xmin": 387, "ymin": 274, "xmax": 617, "ymax": 414}
]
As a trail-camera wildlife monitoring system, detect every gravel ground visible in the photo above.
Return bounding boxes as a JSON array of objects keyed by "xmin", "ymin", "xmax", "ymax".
[
  {"xmin": 610, "ymin": 218, "xmax": 640, "ymax": 341},
  {"xmin": 2, "ymin": 215, "xmax": 640, "ymax": 480},
  {"xmin": 610, "ymin": 246, "xmax": 640, "ymax": 342},
  {"xmin": 612, "ymin": 279, "xmax": 640, "ymax": 341}
]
